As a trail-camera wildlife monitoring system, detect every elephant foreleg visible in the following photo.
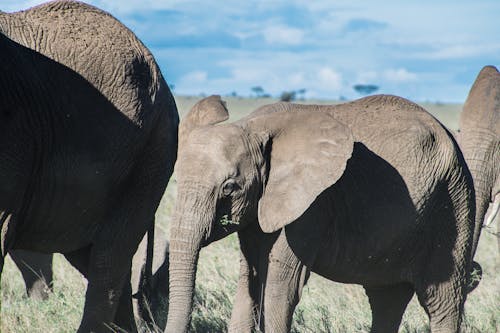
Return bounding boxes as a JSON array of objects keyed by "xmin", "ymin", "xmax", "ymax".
[
  {"xmin": 228, "ymin": 251, "xmax": 259, "ymax": 333},
  {"xmin": 263, "ymin": 230, "xmax": 311, "ymax": 333},
  {"xmin": 364, "ymin": 283, "xmax": 414, "ymax": 333},
  {"xmin": 229, "ymin": 228, "xmax": 272, "ymax": 333}
]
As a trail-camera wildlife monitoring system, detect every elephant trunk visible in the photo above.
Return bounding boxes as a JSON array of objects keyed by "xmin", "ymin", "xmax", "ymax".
[
  {"xmin": 165, "ymin": 191, "xmax": 215, "ymax": 333},
  {"xmin": 165, "ymin": 239, "xmax": 200, "ymax": 333},
  {"xmin": 459, "ymin": 130, "xmax": 496, "ymax": 258}
]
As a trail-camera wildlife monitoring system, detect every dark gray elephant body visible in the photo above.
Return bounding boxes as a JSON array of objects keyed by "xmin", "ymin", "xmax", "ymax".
[
  {"xmin": 166, "ymin": 95, "xmax": 474, "ymax": 333},
  {"xmin": 457, "ymin": 66, "xmax": 500, "ymax": 253},
  {"xmin": 0, "ymin": 1, "xmax": 178, "ymax": 332}
]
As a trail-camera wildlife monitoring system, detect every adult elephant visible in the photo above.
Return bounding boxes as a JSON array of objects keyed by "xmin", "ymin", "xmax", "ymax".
[
  {"xmin": 0, "ymin": 1, "xmax": 178, "ymax": 332},
  {"xmin": 457, "ymin": 66, "xmax": 500, "ymax": 252},
  {"xmin": 166, "ymin": 95, "xmax": 475, "ymax": 333}
]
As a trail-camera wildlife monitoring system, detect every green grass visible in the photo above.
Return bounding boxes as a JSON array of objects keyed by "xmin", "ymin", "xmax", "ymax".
[{"xmin": 1, "ymin": 96, "xmax": 498, "ymax": 332}]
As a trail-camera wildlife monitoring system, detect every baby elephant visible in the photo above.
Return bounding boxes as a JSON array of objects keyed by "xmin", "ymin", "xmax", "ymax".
[{"xmin": 166, "ymin": 95, "xmax": 475, "ymax": 333}]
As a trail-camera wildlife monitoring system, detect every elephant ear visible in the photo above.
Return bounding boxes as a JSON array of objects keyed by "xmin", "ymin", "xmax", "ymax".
[
  {"xmin": 179, "ymin": 95, "xmax": 229, "ymax": 144},
  {"xmin": 254, "ymin": 110, "xmax": 354, "ymax": 233}
]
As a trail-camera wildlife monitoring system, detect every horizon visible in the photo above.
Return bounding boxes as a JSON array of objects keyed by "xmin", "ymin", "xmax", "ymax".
[{"xmin": 3, "ymin": 0, "xmax": 499, "ymax": 103}]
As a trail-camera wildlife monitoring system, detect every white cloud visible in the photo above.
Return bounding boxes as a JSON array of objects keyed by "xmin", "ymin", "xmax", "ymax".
[
  {"xmin": 231, "ymin": 68, "xmax": 271, "ymax": 82},
  {"xmin": 414, "ymin": 43, "xmax": 500, "ymax": 60},
  {"xmin": 317, "ymin": 67, "xmax": 343, "ymax": 91},
  {"xmin": 383, "ymin": 68, "xmax": 417, "ymax": 83},
  {"xmin": 180, "ymin": 70, "xmax": 208, "ymax": 84},
  {"xmin": 263, "ymin": 25, "xmax": 304, "ymax": 45},
  {"xmin": 356, "ymin": 71, "xmax": 378, "ymax": 84},
  {"xmin": 288, "ymin": 72, "xmax": 305, "ymax": 86}
]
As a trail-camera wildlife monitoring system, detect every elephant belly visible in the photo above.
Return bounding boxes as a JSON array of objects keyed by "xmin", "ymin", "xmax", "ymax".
[
  {"xmin": 312, "ymin": 243, "xmax": 416, "ymax": 287},
  {"xmin": 310, "ymin": 212, "xmax": 420, "ymax": 287},
  {"xmin": 306, "ymin": 145, "xmax": 423, "ymax": 286},
  {"xmin": 14, "ymin": 164, "xmax": 119, "ymax": 253}
]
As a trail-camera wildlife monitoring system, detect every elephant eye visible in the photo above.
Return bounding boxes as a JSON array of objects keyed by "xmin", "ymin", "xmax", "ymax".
[{"xmin": 222, "ymin": 180, "xmax": 239, "ymax": 197}]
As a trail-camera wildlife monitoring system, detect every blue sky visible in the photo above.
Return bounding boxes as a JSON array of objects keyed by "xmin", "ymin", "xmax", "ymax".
[{"xmin": 4, "ymin": 1, "xmax": 500, "ymax": 102}]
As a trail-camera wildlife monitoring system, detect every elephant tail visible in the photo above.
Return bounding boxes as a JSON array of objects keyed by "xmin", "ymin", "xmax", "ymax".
[
  {"xmin": 133, "ymin": 219, "xmax": 155, "ymax": 326},
  {"xmin": 466, "ymin": 260, "xmax": 482, "ymax": 293}
]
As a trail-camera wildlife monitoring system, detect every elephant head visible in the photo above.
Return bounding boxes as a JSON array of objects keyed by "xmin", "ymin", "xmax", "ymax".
[
  {"xmin": 458, "ymin": 65, "xmax": 500, "ymax": 255},
  {"xmin": 166, "ymin": 96, "xmax": 353, "ymax": 333}
]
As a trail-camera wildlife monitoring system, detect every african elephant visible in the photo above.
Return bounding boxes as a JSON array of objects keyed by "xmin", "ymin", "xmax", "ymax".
[
  {"xmin": 0, "ymin": 1, "xmax": 178, "ymax": 332},
  {"xmin": 165, "ymin": 95, "xmax": 475, "ymax": 333},
  {"xmin": 457, "ymin": 65, "xmax": 500, "ymax": 252}
]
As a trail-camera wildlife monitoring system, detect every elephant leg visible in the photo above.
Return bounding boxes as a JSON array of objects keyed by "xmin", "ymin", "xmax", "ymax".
[
  {"xmin": 263, "ymin": 230, "xmax": 311, "ymax": 333},
  {"xmin": 229, "ymin": 252, "xmax": 258, "ymax": 333},
  {"xmin": 68, "ymin": 244, "xmax": 137, "ymax": 333},
  {"xmin": 78, "ymin": 246, "xmax": 135, "ymax": 333},
  {"xmin": 113, "ymin": 270, "xmax": 136, "ymax": 333},
  {"xmin": 229, "ymin": 228, "xmax": 274, "ymax": 333},
  {"xmin": 10, "ymin": 249, "xmax": 53, "ymax": 300},
  {"xmin": 364, "ymin": 283, "xmax": 414, "ymax": 333},
  {"xmin": 415, "ymin": 281, "xmax": 463, "ymax": 333},
  {"xmin": 412, "ymin": 180, "xmax": 470, "ymax": 332},
  {"xmin": 64, "ymin": 245, "xmax": 91, "ymax": 277}
]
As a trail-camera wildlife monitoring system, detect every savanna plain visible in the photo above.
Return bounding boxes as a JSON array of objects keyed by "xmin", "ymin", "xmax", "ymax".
[{"xmin": 1, "ymin": 96, "xmax": 499, "ymax": 332}]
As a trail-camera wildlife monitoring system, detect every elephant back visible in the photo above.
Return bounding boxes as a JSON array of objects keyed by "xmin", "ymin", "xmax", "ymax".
[{"xmin": 1, "ymin": 1, "xmax": 172, "ymax": 127}]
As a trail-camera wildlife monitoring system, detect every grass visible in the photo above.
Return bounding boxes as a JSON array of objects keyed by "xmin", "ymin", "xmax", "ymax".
[{"xmin": 1, "ymin": 96, "xmax": 498, "ymax": 332}]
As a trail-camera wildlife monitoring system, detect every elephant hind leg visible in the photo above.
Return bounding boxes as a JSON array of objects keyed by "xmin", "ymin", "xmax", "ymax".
[
  {"xmin": 112, "ymin": 270, "xmax": 136, "ymax": 333},
  {"xmin": 412, "ymin": 176, "xmax": 472, "ymax": 332},
  {"xmin": 364, "ymin": 283, "xmax": 414, "ymax": 333},
  {"xmin": 414, "ymin": 282, "xmax": 463, "ymax": 333},
  {"xmin": 10, "ymin": 250, "xmax": 54, "ymax": 300}
]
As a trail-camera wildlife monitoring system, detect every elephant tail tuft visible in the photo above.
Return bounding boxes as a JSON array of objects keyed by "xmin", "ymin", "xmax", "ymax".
[{"xmin": 466, "ymin": 260, "xmax": 482, "ymax": 293}]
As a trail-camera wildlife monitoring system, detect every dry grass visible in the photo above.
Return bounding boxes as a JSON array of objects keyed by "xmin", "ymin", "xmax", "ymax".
[{"xmin": 1, "ymin": 96, "xmax": 498, "ymax": 332}]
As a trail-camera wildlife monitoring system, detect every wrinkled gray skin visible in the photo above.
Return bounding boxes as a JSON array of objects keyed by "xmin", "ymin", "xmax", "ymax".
[
  {"xmin": 457, "ymin": 66, "xmax": 500, "ymax": 253},
  {"xmin": 166, "ymin": 95, "xmax": 475, "ymax": 333},
  {"xmin": 0, "ymin": 1, "xmax": 178, "ymax": 332}
]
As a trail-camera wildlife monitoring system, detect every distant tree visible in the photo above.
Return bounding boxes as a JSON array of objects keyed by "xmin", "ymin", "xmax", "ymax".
[
  {"xmin": 230, "ymin": 91, "xmax": 238, "ymax": 97},
  {"xmin": 251, "ymin": 86, "xmax": 265, "ymax": 98},
  {"xmin": 296, "ymin": 88, "xmax": 307, "ymax": 100},
  {"xmin": 353, "ymin": 84, "xmax": 379, "ymax": 95},
  {"xmin": 280, "ymin": 91, "xmax": 296, "ymax": 102}
]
